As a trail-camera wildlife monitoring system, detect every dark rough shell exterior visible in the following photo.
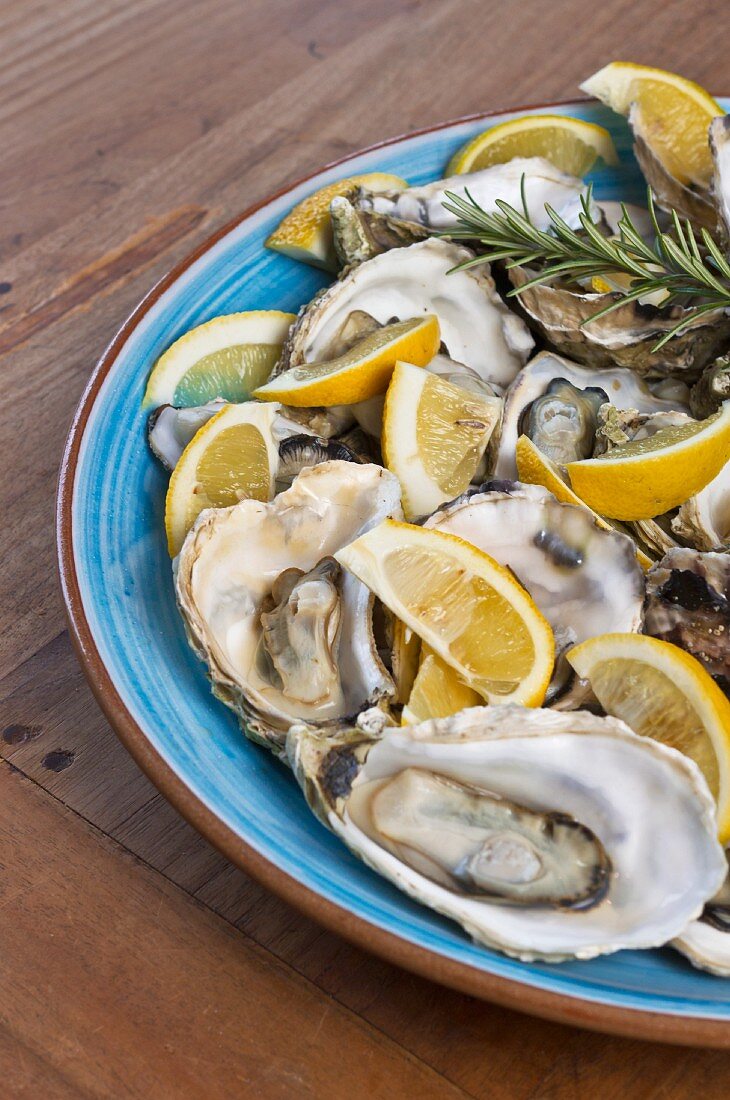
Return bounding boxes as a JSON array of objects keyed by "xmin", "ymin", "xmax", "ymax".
[{"xmin": 507, "ymin": 263, "xmax": 730, "ymax": 379}]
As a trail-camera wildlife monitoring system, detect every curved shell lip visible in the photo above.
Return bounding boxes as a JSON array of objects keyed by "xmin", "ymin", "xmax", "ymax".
[{"xmin": 58, "ymin": 95, "xmax": 730, "ymax": 1049}]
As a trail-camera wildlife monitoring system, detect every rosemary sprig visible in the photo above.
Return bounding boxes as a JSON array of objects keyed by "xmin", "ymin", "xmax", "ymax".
[{"xmin": 440, "ymin": 182, "xmax": 730, "ymax": 350}]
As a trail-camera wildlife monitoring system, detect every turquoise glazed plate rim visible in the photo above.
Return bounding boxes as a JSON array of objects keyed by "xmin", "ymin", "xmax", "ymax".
[{"xmin": 58, "ymin": 97, "xmax": 730, "ymax": 1047}]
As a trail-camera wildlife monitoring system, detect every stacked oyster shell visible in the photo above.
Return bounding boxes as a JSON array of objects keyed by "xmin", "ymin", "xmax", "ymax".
[{"xmin": 144, "ymin": 102, "xmax": 730, "ymax": 972}]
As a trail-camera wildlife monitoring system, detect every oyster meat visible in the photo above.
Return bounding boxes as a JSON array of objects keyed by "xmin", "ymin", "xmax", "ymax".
[
  {"xmin": 277, "ymin": 239, "xmax": 534, "ymax": 390},
  {"xmin": 493, "ymin": 351, "xmax": 688, "ymax": 479},
  {"xmin": 288, "ymin": 706, "xmax": 726, "ymax": 961},
  {"xmin": 176, "ymin": 462, "xmax": 402, "ymax": 754},
  {"xmin": 644, "ymin": 548, "xmax": 730, "ymax": 690},
  {"xmin": 425, "ymin": 481, "xmax": 644, "ymax": 701}
]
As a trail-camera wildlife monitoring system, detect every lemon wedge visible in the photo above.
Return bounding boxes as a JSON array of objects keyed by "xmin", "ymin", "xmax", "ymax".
[
  {"xmin": 565, "ymin": 403, "xmax": 730, "ymax": 521},
  {"xmin": 165, "ymin": 402, "xmax": 279, "ymax": 556},
  {"xmin": 142, "ymin": 311, "xmax": 294, "ymax": 410},
  {"xmin": 382, "ymin": 361, "xmax": 502, "ymax": 520},
  {"xmin": 253, "ymin": 316, "xmax": 440, "ymax": 406},
  {"xmin": 336, "ymin": 520, "xmax": 555, "ymax": 706},
  {"xmin": 265, "ymin": 173, "xmax": 407, "ymax": 270},
  {"xmin": 567, "ymin": 633, "xmax": 730, "ymax": 842},
  {"xmin": 402, "ymin": 646, "xmax": 482, "ymax": 725},
  {"xmin": 515, "ymin": 434, "xmax": 654, "ymax": 571},
  {"xmin": 580, "ymin": 62, "xmax": 724, "ymax": 187},
  {"xmin": 447, "ymin": 113, "xmax": 619, "ymax": 176}
]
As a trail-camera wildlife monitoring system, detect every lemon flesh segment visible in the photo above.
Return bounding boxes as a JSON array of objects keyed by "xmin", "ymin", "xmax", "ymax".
[
  {"xmin": 142, "ymin": 311, "xmax": 295, "ymax": 409},
  {"xmin": 253, "ymin": 315, "xmax": 440, "ymax": 407},
  {"xmin": 165, "ymin": 402, "xmax": 278, "ymax": 557},
  {"xmin": 402, "ymin": 648, "xmax": 483, "ymax": 725},
  {"xmin": 336, "ymin": 520, "xmax": 554, "ymax": 706},
  {"xmin": 173, "ymin": 344, "xmax": 280, "ymax": 406},
  {"xmin": 515, "ymin": 434, "xmax": 654, "ymax": 572},
  {"xmin": 565, "ymin": 403, "xmax": 730, "ymax": 521},
  {"xmin": 580, "ymin": 62, "xmax": 724, "ymax": 187},
  {"xmin": 567, "ymin": 633, "xmax": 730, "ymax": 842},
  {"xmin": 383, "ymin": 361, "xmax": 501, "ymax": 520},
  {"xmin": 265, "ymin": 172, "xmax": 407, "ymax": 270},
  {"xmin": 447, "ymin": 113, "xmax": 619, "ymax": 176}
]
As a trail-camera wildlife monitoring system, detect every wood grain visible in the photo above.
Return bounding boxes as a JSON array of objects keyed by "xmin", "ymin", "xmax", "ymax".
[{"xmin": 4, "ymin": 0, "xmax": 730, "ymax": 1093}]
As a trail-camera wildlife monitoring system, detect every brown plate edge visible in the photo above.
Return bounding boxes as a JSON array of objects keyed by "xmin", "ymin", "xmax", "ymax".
[{"xmin": 56, "ymin": 97, "xmax": 730, "ymax": 1050}]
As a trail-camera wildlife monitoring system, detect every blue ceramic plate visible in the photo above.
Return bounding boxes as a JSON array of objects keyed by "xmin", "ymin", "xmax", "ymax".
[{"xmin": 58, "ymin": 98, "xmax": 730, "ymax": 1046}]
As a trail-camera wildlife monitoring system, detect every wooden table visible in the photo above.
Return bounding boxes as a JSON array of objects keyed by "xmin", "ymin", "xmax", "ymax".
[{"xmin": 3, "ymin": 0, "xmax": 730, "ymax": 1094}]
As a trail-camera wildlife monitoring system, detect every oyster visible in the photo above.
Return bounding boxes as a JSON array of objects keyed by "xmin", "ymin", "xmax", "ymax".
[
  {"xmin": 176, "ymin": 462, "xmax": 402, "ymax": 754},
  {"xmin": 507, "ymin": 262, "xmax": 730, "ymax": 377},
  {"xmin": 357, "ymin": 158, "xmax": 585, "ymax": 232},
  {"xmin": 493, "ymin": 351, "xmax": 689, "ymax": 479},
  {"xmin": 288, "ymin": 706, "xmax": 725, "ymax": 961},
  {"xmin": 277, "ymin": 239, "xmax": 534, "ymax": 390},
  {"xmin": 674, "ymin": 855, "xmax": 730, "ymax": 976},
  {"xmin": 330, "ymin": 195, "xmax": 427, "ymax": 268},
  {"xmin": 425, "ymin": 482, "xmax": 644, "ymax": 701},
  {"xmin": 711, "ymin": 115, "xmax": 730, "ymax": 246},
  {"xmin": 672, "ymin": 461, "xmax": 730, "ymax": 551},
  {"xmin": 644, "ymin": 548, "xmax": 730, "ymax": 689}
]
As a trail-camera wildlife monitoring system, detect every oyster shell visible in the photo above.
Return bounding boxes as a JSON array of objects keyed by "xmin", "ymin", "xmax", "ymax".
[
  {"xmin": 674, "ymin": 855, "xmax": 730, "ymax": 976},
  {"xmin": 672, "ymin": 460, "xmax": 730, "ymax": 551},
  {"xmin": 493, "ymin": 351, "xmax": 689, "ymax": 479},
  {"xmin": 358, "ymin": 158, "xmax": 585, "ymax": 232},
  {"xmin": 425, "ymin": 482, "xmax": 644, "ymax": 702},
  {"xmin": 690, "ymin": 356, "xmax": 730, "ymax": 419},
  {"xmin": 175, "ymin": 462, "xmax": 402, "ymax": 754},
  {"xmin": 288, "ymin": 706, "xmax": 725, "ymax": 961},
  {"xmin": 711, "ymin": 115, "xmax": 730, "ymax": 246},
  {"xmin": 507, "ymin": 262, "xmax": 730, "ymax": 378},
  {"xmin": 330, "ymin": 195, "xmax": 427, "ymax": 267},
  {"xmin": 644, "ymin": 548, "xmax": 730, "ymax": 689},
  {"xmin": 278, "ymin": 239, "xmax": 534, "ymax": 389}
]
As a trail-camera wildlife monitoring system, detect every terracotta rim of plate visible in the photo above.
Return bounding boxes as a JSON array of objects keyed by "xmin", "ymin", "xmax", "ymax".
[{"xmin": 57, "ymin": 96, "xmax": 730, "ymax": 1049}]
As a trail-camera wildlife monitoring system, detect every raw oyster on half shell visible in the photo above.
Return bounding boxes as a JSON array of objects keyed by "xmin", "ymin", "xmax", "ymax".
[
  {"xmin": 288, "ymin": 706, "xmax": 726, "ymax": 961},
  {"xmin": 175, "ymin": 462, "xmax": 402, "ymax": 754},
  {"xmin": 493, "ymin": 351, "xmax": 689, "ymax": 479}
]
